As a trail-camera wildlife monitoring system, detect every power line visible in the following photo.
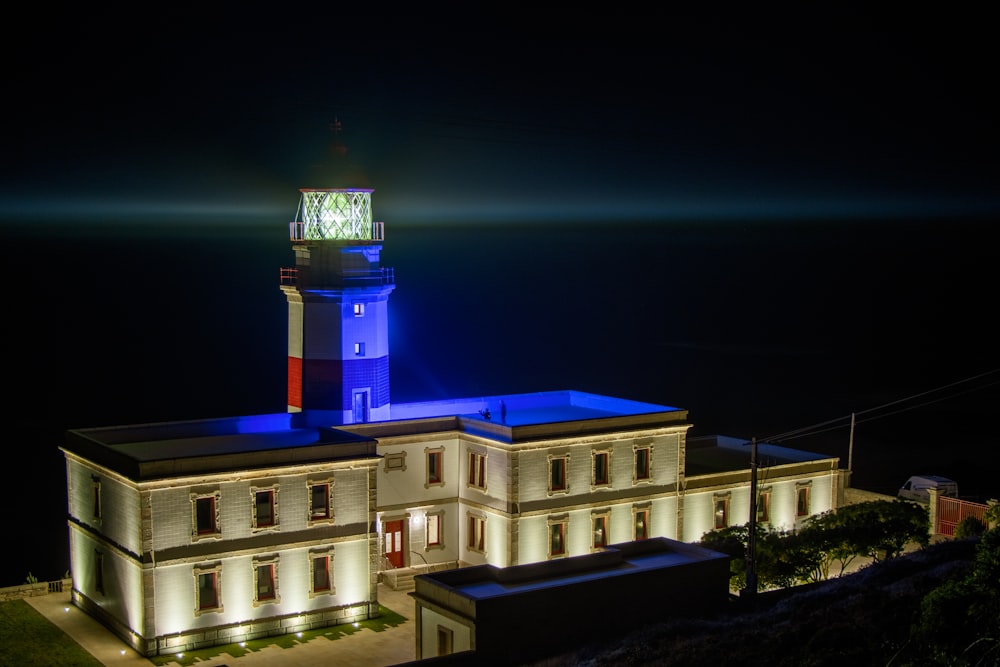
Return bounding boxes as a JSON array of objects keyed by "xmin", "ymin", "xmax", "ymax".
[{"xmin": 760, "ymin": 367, "xmax": 1000, "ymax": 444}]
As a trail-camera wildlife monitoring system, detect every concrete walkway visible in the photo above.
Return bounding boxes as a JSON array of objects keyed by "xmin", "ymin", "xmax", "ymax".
[{"xmin": 25, "ymin": 584, "xmax": 417, "ymax": 667}]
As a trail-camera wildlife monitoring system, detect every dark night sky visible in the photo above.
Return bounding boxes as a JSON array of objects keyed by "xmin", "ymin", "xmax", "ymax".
[
  {"xmin": 4, "ymin": 8, "xmax": 999, "ymax": 224},
  {"xmin": 3, "ymin": 8, "xmax": 999, "ymax": 584}
]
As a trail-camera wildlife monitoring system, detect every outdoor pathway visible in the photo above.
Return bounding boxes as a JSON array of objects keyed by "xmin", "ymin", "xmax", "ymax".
[{"xmin": 25, "ymin": 584, "xmax": 417, "ymax": 667}]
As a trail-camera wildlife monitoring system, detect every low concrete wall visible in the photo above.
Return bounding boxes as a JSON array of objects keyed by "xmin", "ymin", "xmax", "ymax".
[
  {"xmin": 843, "ymin": 487, "xmax": 895, "ymax": 505},
  {"xmin": 0, "ymin": 579, "xmax": 72, "ymax": 602}
]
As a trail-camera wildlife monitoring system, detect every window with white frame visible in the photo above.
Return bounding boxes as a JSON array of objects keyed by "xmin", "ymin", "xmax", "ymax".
[
  {"xmin": 353, "ymin": 302, "xmax": 365, "ymax": 317},
  {"xmin": 714, "ymin": 493, "xmax": 730, "ymax": 530},
  {"xmin": 354, "ymin": 341, "xmax": 366, "ymax": 356},
  {"xmin": 633, "ymin": 504, "xmax": 651, "ymax": 540},
  {"xmin": 426, "ymin": 510, "xmax": 444, "ymax": 549},
  {"xmin": 548, "ymin": 515, "xmax": 569, "ymax": 559},
  {"xmin": 548, "ymin": 453, "xmax": 569, "ymax": 494},
  {"xmin": 194, "ymin": 563, "xmax": 223, "ymax": 614},
  {"xmin": 310, "ymin": 549, "xmax": 334, "ymax": 596},
  {"xmin": 308, "ymin": 479, "xmax": 334, "ymax": 524},
  {"xmin": 592, "ymin": 449, "xmax": 611, "ymax": 488},
  {"xmin": 467, "ymin": 513, "xmax": 486, "ymax": 554},
  {"xmin": 251, "ymin": 485, "xmax": 278, "ymax": 530},
  {"xmin": 192, "ymin": 491, "xmax": 221, "ymax": 539},
  {"xmin": 592, "ymin": 510, "xmax": 611, "ymax": 550},
  {"xmin": 253, "ymin": 555, "xmax": 279, "ymax": 605},
  {"xmin": 633, "ymin": 444, "xmax": 652, "ymax": 483},
  {"xmin": 468, "ymin": 449, "xmax": 487, "ymax": 490},
  {"xmin": 426, "ymin": 447, "xmax": 444, "ymax": 488},
  {"xmin": 796, "ymin": 483, "xmax": 812, "ymax": 518}
]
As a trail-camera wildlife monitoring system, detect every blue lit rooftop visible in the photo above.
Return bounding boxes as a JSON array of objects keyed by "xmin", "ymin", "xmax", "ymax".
[{"xmin": 61, "ymin": 391, "xmax": 688, "ymax": 481}]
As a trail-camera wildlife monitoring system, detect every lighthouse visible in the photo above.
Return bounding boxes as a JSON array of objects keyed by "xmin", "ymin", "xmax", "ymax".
[{"xmin": 280, "ymin": 188, "xmax": 395, "ymax": 424}]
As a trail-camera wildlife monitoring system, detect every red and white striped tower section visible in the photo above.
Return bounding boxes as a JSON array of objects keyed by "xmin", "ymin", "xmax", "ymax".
[{"xmin": 280, "ymin": 188, "xmax": 395, "ymax": 425}]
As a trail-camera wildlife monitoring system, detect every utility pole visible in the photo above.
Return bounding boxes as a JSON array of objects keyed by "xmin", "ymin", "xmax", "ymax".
[
  {"xmin": 744, "ymin": 436, "xmax": 758, "ymax": 599},
  {"xmin": 847, "ymin": 412, "xmax": 856, "ymax": 486}
]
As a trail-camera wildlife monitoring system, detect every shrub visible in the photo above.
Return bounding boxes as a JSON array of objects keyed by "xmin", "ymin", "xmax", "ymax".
[{"xmin": 954, "ymin": 516, "xmax": 986, "ymax": 539}]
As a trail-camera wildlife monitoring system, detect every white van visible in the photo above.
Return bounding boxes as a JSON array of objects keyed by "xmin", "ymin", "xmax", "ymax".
[{"xmin": 898, "ymin": 475, "xmax": 958, "ymax": 503}]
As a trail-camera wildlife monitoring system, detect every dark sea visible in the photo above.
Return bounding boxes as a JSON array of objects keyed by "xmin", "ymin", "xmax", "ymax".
[{"xmin": 5, "ymin": 217, "xmax": 998, "ymax": 587}]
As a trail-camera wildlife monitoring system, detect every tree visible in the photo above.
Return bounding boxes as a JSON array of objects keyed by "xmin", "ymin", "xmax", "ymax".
[
  {"xmin": 699, "ymin": 500, "xmax": 931, "ymax": 592},
  {"xmin": 803, "ymin": 500, "xmax": 929, "ymax": 568}
]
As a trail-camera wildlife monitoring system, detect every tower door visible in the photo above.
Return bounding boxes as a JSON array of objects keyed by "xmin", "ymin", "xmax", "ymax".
[
  {"xmin": 384, "ymin": 519, "xmax": 405, "ymax": 569},
  {"xmin": 353, "ymin": 390, "xmax": 369, "ymax": 423}
]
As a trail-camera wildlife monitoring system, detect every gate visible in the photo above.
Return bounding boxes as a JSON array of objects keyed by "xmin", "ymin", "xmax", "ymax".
[{"xmin": 937, "ymin": 496, "xmax": 988, "ymax": 537}]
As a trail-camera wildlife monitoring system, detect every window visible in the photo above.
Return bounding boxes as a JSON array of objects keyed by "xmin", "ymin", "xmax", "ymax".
[
  {"xmin": 308, "ymin": 480, "xmax": 333, "ymax": 523},
  {"xmin": 757, "ymin": 488, "xmax": 771, "ymax": 524},
  {"xmin": 633, "ymin": 506, "xmax": 650, "ymax": 540},
  {"xmin": 548, "ymin": 454, "xmax": 569, "ymax": 494},
  {"xmin": 592, "ymin": 511, "xmax": 611, "ymax": 550},
  {"xmin": 354, "ymin": 341, "xmax": 366, "ymax": 356},
  {"xmin": 468, "ymin": 514, "xmax": 486, "ymax": 554},
  {"xmin": 384, "ymin": 451, "xmax": 407, "ymax": 472},
  {"xmin": 468, "ymin": 450, "xmax": 487, "ymax": 490},
  {"xmin": 94, "ymin": 550, "xmax": 104, "ymax": 595},
  {"xmin": 91, "ymin": 475, "xmax": 102, "ymax": 521},
  {"xmin": 253, "ymin": 556, "xmax": 279, "ymax": 605},
  {"xmin": 194, "ymin": 564, "xmax": 222, "ymax": 614},
  {"xmin": 592, "ymin": 450, "xmax": 610, "ymax": 487},
  {"xmin": 714, "ymin": 494, "xmax": 730, "ymax": 529},
  {"xmin": 634, "ymin": 445, "xmax": 651, "ymax": 482},
  {"xmin": 192, "ymin": 492, "xmax": 221, "ymax": 538},
  {"xmin": 437, "ymin": 626, "xmax": 454, "ymax": 656},
  {"xmin": 796, "ymin": 484, "xmax": 811, "ymax": 517},
  {"xmin": 252, "ymin": 487, "xmax": 278, "ymax": 530},
  {"xmin": 426, "ymin": 448, "xmax": 444, "ymax": 487},
  {"xmin": 548, "ymin": 516, "xmax": 568, "ymax": 558},
  {"xmin": 310, "ymin": 551, "xmax": 333, "ymax": 595},
  {"xmin": 426, "ymin": 511, "xmax": 443, "ymax": 549},
  {"xmin": 353, "ymin": 302, "xmax": 365, "ymax": 317}
]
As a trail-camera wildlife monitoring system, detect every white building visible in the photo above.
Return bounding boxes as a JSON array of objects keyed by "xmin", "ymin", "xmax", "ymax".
[{"xmin": 61, "ymin": 187, "xmax": 843, "ymax": 656}]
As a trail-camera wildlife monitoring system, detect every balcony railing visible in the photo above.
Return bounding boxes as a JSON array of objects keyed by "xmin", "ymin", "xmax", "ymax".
[
  {"xmin": 289, "ymin": 220, "xmax": 385, "ymax": 243},
  {"xmin": 280, "ymin": 266, "xmax": 395, "ymax": 288}
]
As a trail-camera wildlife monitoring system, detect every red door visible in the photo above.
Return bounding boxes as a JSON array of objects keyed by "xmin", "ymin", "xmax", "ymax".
[{"xmin": 384, "ymin": 519, "xmax": 404, "ymax": 568}]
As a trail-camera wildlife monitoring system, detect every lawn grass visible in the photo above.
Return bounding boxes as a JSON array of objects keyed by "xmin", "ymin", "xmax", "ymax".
[
  {"xmin": 148, "ymin": 605, "xmax": 408, "ymax": 666},
  {"xmin": 0, "ymin": 599, "xmax": 407, "ymax": 667},
  {"xmin": 0, "ymin": 599, "xmax": 103, "ymax": 667}
]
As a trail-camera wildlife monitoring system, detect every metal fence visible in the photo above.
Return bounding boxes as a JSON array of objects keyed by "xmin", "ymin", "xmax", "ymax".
[{"xmin": 937, "ymin": 497, "xmax": 988, "ymax": 537}]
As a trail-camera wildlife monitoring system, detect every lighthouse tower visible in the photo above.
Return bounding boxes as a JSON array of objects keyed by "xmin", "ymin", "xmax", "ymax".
[{"xmin": 280, "ymin": 188, "xmax": 395, "ymax": 425}]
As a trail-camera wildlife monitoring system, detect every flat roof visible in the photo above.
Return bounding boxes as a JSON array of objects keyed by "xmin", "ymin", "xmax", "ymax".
[
  {"xmin": 62, "ymin": 413, "xmax": 379, "ymax": 481},
  {"xmin": 349, "ymin": 390, "xmax": 688, "ymax": 442},
  {"xmin": 61, "ymin": 391, "xmax": 690, "ymax": 480},
  {"xmin": 414, "ymin": 538, "xmax": 727, "ymax": 602},
  {"xmin": 686, "ymin": 434, "xmax": 837, "ymax": 475}
]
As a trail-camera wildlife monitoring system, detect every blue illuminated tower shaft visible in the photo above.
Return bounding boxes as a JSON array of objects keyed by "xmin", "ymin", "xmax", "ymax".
[{"xmin": 280, "ymin": 188, "xmax": 395, "ymax": 424}]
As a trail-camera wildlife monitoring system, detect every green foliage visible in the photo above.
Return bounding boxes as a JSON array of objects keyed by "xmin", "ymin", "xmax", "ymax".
[
  {"xmin": 24, "ymin": 572, "xmax": 38, "ymax": 584},
  {"xmin": 699, "ymin": 500, "xmax": 932, "ymax": 592},
  {"xmin": 756, "ymin": 529, "xmax": 823, "ymax": 588},
  {"xmin": 912, "ymin": 528, "xmax": 1000, "ymax": 665},
  {"xmin": 954, "ymin": 515, "xmax": 986, "ymax": 539},
  {"xmin": 804, "ymin": 499, "xmax": 929, "ymax": 565},
  {"xmin": 986, "ymin": 503, "xmax": 1000, "ymax": 526},
  {"xmin": 698, "ymin": 525, "xmax": 750, "ymax": 590}
]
